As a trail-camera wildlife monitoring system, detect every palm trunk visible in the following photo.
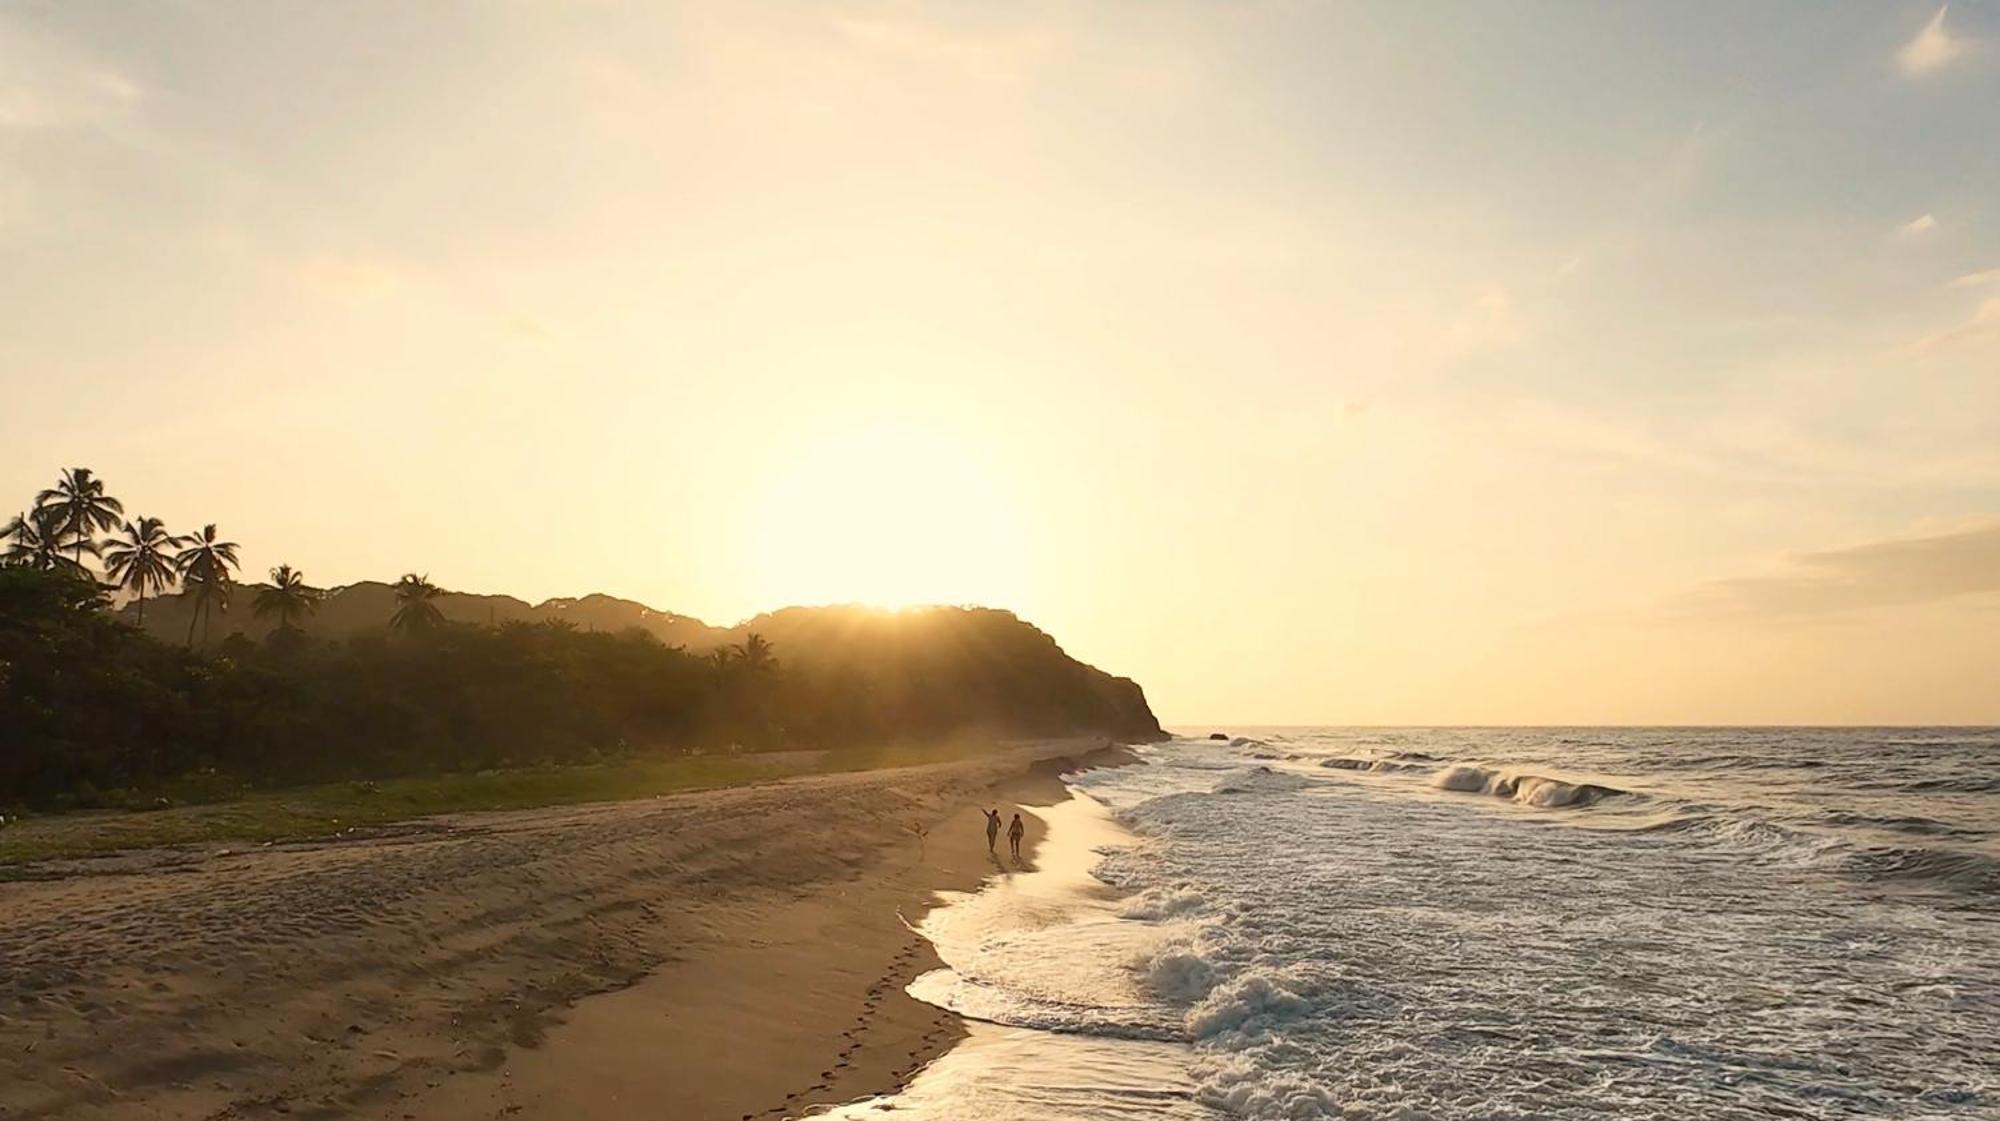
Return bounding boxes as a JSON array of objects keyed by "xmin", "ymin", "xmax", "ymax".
[
  {"xmin": 186, "ymin": 592, "xmax": 201, "ymax": 647},
  {"xmin": 136, "ymin": 588, "xmax": 145, "ymax": 625}
]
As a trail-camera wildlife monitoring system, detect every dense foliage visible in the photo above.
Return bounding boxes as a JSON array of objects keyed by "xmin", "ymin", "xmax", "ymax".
[
  {"xmin": 1, "ymin": 467, "xmax": 1159, "ymax": 811},
  {"xmin": 0, "ymin": 567, "xmax": 1159, "ymax": 811}
]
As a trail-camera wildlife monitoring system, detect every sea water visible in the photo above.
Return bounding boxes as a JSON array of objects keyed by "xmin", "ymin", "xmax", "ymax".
[{"xmin": 816, "ymin": 729, "xmax": 2000, "ymax": 1120}]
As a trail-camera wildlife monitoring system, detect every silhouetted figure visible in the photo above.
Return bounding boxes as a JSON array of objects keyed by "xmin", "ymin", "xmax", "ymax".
[
  {"xmin": 1007, "ymin": 812, "xmax": 1025, "ymax": 861},
  {"xmin": 984, "ymin": 808, "xmax": 1002, "ymax": 853}
]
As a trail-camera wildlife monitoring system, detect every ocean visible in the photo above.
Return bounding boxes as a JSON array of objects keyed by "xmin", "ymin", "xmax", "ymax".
[{"xmin": 819, "ymin": 728, "xmax": 2000, "ymax": 1120}]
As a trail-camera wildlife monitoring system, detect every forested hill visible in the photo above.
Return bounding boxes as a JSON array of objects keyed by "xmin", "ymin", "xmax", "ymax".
[
  {"xmin": 115, "ymin": 586, "xmax": 1159, "ymax": 741},
  {"xmin": 722, "ymin": 604, "xmax": 1162, "ymax": 745},
  {"xmin": 5, "ymin": 568, "xmax": 1162, "ymax": 809},
  {"xmin": 120, "ymin": 581, "xmax": 727, "ymax": 648}
]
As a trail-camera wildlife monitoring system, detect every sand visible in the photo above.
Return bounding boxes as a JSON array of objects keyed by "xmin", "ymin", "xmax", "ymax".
[{"xmin": 0, "ymin": 740, "xmax": 1125, "ymax": 1121}]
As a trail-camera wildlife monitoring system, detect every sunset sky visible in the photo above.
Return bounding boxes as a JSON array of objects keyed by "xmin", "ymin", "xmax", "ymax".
[{"xmin": 4, "ymin": 2, "xmax": 1998, "ymax": 724}]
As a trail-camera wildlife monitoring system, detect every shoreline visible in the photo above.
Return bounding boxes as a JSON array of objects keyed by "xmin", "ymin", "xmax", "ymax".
[
  {"xmin": 817, "ymin": 785, "xmax": 1207, "ymax": 1121},
  {"xmin": 405, "ymin": 744, "xmax": 1112, "ymax": 1121},
  {"xmin": 438, "ymin": 749, "xmax": 1112, "ymax": 1121},
  {"xmin": 0, "ymin": 739, "xmax": 1129, "ymax": 1121}
]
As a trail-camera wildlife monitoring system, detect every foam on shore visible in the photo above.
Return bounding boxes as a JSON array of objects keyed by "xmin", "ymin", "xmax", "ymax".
[{"xmin": 812, "ymin": 790, "xmax": 1212, "ymax": 1120}]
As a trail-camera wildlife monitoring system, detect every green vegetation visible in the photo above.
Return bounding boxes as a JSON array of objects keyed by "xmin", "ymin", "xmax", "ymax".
[
  {"xmin": 0, "ymin": 468, "xmax": 1161, "ymax": 831},
  {"xmin": 254, "ymin": 562, "xmax": 315, "ymax": 632},
  {"xmin": 0, "ymin": 740, "xmax": 999, "ymax": 866}
]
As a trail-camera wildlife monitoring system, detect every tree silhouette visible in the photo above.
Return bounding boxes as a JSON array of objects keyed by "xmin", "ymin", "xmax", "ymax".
[
  {"xmin": 35, "ymin": 468, "xmax": 123, "ymax": 568},
  {"xmin": 3, "ymin": 508, "xmax": 97, "ymax": 575},
  {"xmin": 0, "ymin": 567, "xmax": 1163, "ymax": 809},
  {"xmin": 174, "ymin": 524, "xmax": 242, "ymax": 647},
  {"xmin": 254, "ymin": 563, "xmax": 318, "ymax": 633},
  {"xmin": 103, "ymin": 516, "xmax": 185, "ymax": 625},
  {"xmin": 733, "ymin": 632, "xmax": 778, "ymax": 675},
  {"xmin": 390, "ymin": 573, "xmax": 445, "ymax": 634}
]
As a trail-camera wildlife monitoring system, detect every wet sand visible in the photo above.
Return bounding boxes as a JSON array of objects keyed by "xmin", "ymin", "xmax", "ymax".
[{"xmin": 0, "ymin": 740, "xmax": 1124, "ymax": 1121}]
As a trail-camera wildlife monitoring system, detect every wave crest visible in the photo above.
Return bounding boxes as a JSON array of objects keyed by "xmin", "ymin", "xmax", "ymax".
[
  {"xmin": 1119, "ymin": 885, "xmax": 1208, "ymax": 921},
  {"xmin": 1431, "ymin": 764, "xmax": 1630, "ymax": 808},
  {"xmin": 1214, "ymin": 766, "xmax": 1313, "ymax": 795},
  {"xmin": 1321, "ymin": 756, "xmax": 1425, "ymax": 774},
  {"xmin": 1187, "ymin": 970, "xmax": 1315, "ymax": 1039}
]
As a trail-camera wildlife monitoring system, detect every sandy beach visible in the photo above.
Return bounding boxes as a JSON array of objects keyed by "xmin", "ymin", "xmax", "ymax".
[{"xmin": 0, "ymin": 740, "xmax": 1122, "ymax": 1121}]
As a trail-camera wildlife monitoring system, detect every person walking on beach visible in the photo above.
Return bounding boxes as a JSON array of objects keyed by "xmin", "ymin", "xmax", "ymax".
[
  {"xmin": 983, "ymin": 808, "xmax": 1002, "ymax": 854},
  {"xmin": 1007, "ymin": 812, "xmax": 1025, "ymax": 861}
]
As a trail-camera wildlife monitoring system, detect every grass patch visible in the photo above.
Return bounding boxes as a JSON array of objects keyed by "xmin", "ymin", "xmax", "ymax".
[{"xmin": 0, "ymin": 739, "xmax": 1001, "ymax": 866}]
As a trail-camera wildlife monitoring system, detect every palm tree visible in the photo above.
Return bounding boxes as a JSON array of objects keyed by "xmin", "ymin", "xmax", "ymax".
[
  {"xmin": 717, "ymin": 632, "xmax": 780, "ymax": 746},
  {"xmin": 36, "ymin": 468, "xmax": 123, "ymax": 568},
  {"xmin": 254, "ymin": 564, "xmax": 318, "ymax": 634},
  {"xmin": 733, "ymin": 632, "xmax": 779, "ymax": 675},
  {"xmin": 103, "ymin": 516, "xmax": 186, "ymax": 624},
  {"xmin": 2, "ymin": 508, "xmax": 97, "ymax": 575},
  {"xmin": 390, "ymin": 573, "xmax": 445, "ymax": 634},
  {"xmin": 174, "ymin": 524, "xmax": 242, "ymax": 647}
]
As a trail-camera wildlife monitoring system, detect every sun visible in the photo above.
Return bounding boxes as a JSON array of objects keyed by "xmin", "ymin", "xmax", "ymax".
[{"xmin": 749, "ymin": 422, "xmax": 1029, "ymax": 612}]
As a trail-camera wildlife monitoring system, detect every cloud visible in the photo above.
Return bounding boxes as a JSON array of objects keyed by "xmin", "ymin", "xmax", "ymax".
[
  {"xmin": 298, "ymin": 255, "xmax": 406, "ymax": 302},
  {"xmin": 1437, "ymin": 285, "xmax": 1527, "ymax": 360},
  {"xmin": 1899, "ymin": 5, "xmax": 1967, "ymax": 75},
  {"xmin": 1948, "ymin": 267, "xmax": 2000, "ymax": 288},
  {"xmin": 1687, "ymin": 521, "xmax": 2000, "ymax": 618},
  {"xmin": 1898, "ymin": 212, "xmax": 1938, "ymax": 237},
  {"xmin": 830, "ymin": 14, "xmax": 1060, "ymax": 78},
  {"xmin": 1914, "ymin": 295, "xmax": 2000, "ymax": 350},
  {"xmin": 0, "ymin": 14, "xmax": 142, "ymax": 133}
]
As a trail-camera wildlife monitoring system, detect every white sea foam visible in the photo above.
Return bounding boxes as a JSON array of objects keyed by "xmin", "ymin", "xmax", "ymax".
[
  {"xmin": 821, "ymin": 731, "xmax": 2000, "ymax": 1121},
  {"xmin": 1119, "ymin": 885, "xmax": 1208, "ymax": 921}
]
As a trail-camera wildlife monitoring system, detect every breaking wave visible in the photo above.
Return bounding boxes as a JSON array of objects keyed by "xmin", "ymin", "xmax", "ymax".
[
  {"xmin": 1319, "ymin": 755, "xmax": 1426, "ymax": 774},
  {"xmin": 1430, "ymin": 763, "xmax": 1632, "ymax": 808},
  {"xmin": 881, "ymin": 730, "xmax": 2000, "ymax": 1121},
  {"xmin": 1211, "ymin": 766, "xmax": 1313, "ymax": 795}
]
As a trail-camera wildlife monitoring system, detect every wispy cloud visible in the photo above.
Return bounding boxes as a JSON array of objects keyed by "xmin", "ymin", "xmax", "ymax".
[
  {"xmin": 0, "ymin": 15, "xmax": 141, "ymax": 133},
  {"xmin": 1948, "ymin": 267, "xmax": 2000, "ymax": 288},
  {"xmin": 298, "ymin": 255, "xmax": 407, "ymax": 302},
  {"xmin": 1898, "ymin": 212, "xmax": 1939, "ymax": 237},
  {"xmin": 1899, "ymin": 5, "xmax": 1967, "ymax": 76},
  {"xmin": 1446, "ymin": 286, "xmax": 1522, "ymax": 352},
  {"xmin": 1914, "ymin": 295, "xmax": 2000, "ymax": 350},
  {"xmin": 1687, "ymin": 521, "xmax": 2000, "ymax": 618}
]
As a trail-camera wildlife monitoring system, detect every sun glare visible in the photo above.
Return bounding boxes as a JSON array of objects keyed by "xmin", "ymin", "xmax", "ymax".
[{"xmin": 749, "ymin": 423, "xmax": 1029, "ymax": 612}]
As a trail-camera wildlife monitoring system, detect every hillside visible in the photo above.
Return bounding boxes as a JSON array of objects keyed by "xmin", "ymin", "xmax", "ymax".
[
  {"xmin": 3, "ymin": 571, "xmax": 1161, "ymax": 808},
  {"xmin": 121, "ymin": 581, "xmax": 728, "ymax": 648},
  {"xmin": 117, "ymin": 581, "xmax": 1163, "ymax": 745},
  {"xmin": 721, "ymin": 605, "xmax": 1161, "ymax": 743}
]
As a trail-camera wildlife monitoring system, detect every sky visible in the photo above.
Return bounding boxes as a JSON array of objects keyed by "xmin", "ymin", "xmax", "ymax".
[{"xmin": 4, "ymin": 1, "xmax": 1999, "ymax": 725}]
